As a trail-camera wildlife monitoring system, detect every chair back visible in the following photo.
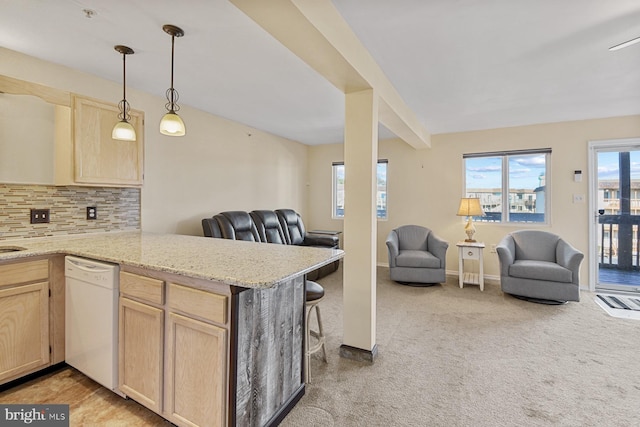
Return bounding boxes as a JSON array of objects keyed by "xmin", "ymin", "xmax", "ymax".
[
  {"xmin": 202, "ymin": 217, "xmax": 223, "ymax": 238},
  {"xmin": 216, "ymin": 211, "xmax": 260, "ymax": 242},
  {"xmin": 511, "ymin": 230, "xmax": 560, "ymax": 262},
  {"xmin": 395, "ymin": 225, "xmax": 430, "ymax": 251},
  {"xmin": 251, "ymin": 210, "xmax": 286, "ymax": 244},
  {"xmin": 276, "ymin": 209, "xmax": 306, "ymax": 245}
]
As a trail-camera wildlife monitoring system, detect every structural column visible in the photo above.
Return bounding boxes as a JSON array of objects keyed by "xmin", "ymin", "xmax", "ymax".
[{"xmin": 340, "ymin": 88, "xmax": 378, "ymax": 362}]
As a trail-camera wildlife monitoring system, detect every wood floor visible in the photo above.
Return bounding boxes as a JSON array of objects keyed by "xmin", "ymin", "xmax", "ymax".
[{"xmin": 0, "ymin": 366, "xmax": 172, "ymax": 426}]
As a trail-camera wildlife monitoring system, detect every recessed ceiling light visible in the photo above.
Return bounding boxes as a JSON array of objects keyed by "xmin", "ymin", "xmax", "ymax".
[{"xmin": 609, "ymin": 36, "xmax": 640, "ymax": 51}]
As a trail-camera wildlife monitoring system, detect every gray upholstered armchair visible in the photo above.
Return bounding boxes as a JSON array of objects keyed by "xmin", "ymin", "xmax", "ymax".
[
  {"xmin": 386, "ymin": 225, "xmax": 449, "ymax": 286},
  {"xmin": 496, "ymin": 230, "xmax": 584, "ymax": 304}
]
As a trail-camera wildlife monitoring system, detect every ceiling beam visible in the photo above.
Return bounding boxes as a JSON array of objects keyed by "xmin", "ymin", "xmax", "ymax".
[{"xmin": 230, "ymin": 0, "xmax": 431, "ymax": 149}]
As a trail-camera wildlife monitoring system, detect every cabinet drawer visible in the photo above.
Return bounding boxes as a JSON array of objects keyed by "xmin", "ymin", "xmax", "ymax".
[
  {"xmin": 0, "ymin": 259, "xmax": 48, "ymax": 287},
  {"xmin": 168, "ymin": 283, "xmax": 227, "ymax": 325},
  {"xmin": 120, "ymin": 272, "xmax": 164, "ymax": 305},
  {"xmin": 462, "ymin": 247, "xmax": 481, "ymax": 260}
]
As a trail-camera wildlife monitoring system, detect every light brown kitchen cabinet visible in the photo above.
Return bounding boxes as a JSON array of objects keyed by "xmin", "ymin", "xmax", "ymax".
[
  {"xmin": 0, "ymin": 74, "xmax": 144, "ymax": 188},
  {"xmin": 118, "ymin": 271, "xmax": 229, "ymax": 427},
  {"xmin": 0, "ymin": 259, "xmax": 50, "ymax": 384},
  {"xmin": 118, "ymin": 272, "xmax": 164, "ymax": 414},
  {"xmin": 165, "ymin": 284, "xmax": 227, "ymax": 427},
  {"xmin": 56, "ymin": 95, "xmax": 144, "ymax": 187}
]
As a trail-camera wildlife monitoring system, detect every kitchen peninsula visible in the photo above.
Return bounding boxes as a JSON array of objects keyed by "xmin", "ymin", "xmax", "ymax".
[{"xmin": 0, "ymin": 231, "xmax": 344, "ymax": 427}]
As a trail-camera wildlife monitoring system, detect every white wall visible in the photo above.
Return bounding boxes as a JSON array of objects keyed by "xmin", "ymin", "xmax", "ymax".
[
  {"xmin": 0, "ymin": 47, "xmax": 309, "ymax": 236},
  {"xmin": 308, "ymin": 115, "xmax": 640, "ymax": 283}
]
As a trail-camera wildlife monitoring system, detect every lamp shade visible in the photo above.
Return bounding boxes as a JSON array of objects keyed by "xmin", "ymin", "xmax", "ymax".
[
  {"xmin": 159, "ymin": 111, "xmax": 186, "ymax": 136},
  {"xmin": 112, "ymin": 120, "xmax": 137, "ymax": 141},
  {"xmin": 457, "ymin": 198, "xmax": 484, "ymax": 217}
]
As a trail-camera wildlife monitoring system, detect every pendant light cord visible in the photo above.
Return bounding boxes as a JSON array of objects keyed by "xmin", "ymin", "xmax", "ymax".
[
  {"xmin": 119, "ymin": 51, "xmax": 130, "ymax": 122},
  {"xmin": 170, "ymin": 34, "xmax": 175, "ymax": 109},
  {"xmin": 122, "ymin": 52, "xmax": 127, "ymax": 102},
  {"xmin": 164, "ymin": 33, "xmax": 180, "ymax": 113}
]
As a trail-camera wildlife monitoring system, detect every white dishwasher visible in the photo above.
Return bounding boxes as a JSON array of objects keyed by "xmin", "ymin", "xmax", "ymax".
[{"xmin": 65, "ymin": 255, "xmax": 124, "ymax": 397}]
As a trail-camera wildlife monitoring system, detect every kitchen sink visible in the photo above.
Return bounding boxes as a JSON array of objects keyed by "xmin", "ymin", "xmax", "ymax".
[{"xmin": 0, "ymin": 246, "xmax": 27, "ymax": 253}]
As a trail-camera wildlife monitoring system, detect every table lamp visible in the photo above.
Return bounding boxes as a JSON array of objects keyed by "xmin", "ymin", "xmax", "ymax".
[{"xmin": 457, "ymin": 198, "xmax": 484, "ymax": 242}]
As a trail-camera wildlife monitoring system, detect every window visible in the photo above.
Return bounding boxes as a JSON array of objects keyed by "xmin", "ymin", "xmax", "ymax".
[
  {"xmin": 464, "ymin": 149, "xmax": 550, "ymax": 223},
  {"xmin": 333, "ymin": 160, "xmax": 388, "ymax": 219}
]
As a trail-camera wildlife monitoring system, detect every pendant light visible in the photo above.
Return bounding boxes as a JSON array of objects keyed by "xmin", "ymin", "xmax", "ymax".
[
  {"xmin": 159, "ymin": 24, "xmax": 186, "ymax": 136},
  {"xmin": 112, "ymin": 45, "xmax": 137, "ymax": 141}
]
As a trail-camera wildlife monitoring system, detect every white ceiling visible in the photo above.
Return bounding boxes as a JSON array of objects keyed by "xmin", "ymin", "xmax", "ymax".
[{"xmin": 1, "ymin": 0, "xmax": 639, "ymax": 145}]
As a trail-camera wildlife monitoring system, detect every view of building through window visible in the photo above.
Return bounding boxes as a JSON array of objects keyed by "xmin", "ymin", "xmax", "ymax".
[
  {"xmin": 464, "ymin": 151, "xmax": 549, "ymax": 223},
  {"xmin": 598, "ymin": 151, "xmax": 640, "ymax": 216},
  {"xmin": 333, "ymin": 161, "xmax": 387, "ymax": 219}
]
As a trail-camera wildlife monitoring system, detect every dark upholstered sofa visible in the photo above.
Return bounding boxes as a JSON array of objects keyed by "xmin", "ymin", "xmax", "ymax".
[{"xmin": 202, "ymin": 209, "xmax": 340, "ymax": 280}]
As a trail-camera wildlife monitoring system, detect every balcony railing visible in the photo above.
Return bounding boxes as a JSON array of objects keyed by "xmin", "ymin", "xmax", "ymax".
[{"xmin": 598, "ymin": 214, "xmax": 640, "ymax": 271}]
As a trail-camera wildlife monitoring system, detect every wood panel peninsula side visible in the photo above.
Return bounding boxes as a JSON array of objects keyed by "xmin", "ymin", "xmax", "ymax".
[{"xmin": 0, "ymin": 232, "xmax": 345, "ymax": 427}]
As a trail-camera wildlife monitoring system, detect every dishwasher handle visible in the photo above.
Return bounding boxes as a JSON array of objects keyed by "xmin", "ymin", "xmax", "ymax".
[{"xmin": 66, "ymin": 257, "xmax": 116, "ymax": 274}]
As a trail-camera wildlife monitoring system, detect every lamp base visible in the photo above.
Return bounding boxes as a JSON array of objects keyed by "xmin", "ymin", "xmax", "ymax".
[
  {"xmin": 464, "ymin": 238, "xmax": 477, "ymax": 243},
  {"xmin": 464, "ymin": 217, "xmax": 476, "ymax": 242}
]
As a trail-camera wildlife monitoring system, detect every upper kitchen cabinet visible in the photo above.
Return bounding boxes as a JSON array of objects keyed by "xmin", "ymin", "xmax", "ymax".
[
  {"xmin": 56, "ymin": 95, "xmax": 144, "ymax": 187},
  {"xmin": 0, "ymin": 75, "xmax": 68, "ymax": 185},
  {"xmin": 0, "ymin": 74, "xmax": 144, "ymax": 188}
]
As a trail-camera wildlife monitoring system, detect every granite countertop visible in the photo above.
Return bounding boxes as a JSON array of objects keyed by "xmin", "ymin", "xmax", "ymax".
[{"xmin": 0, "ymin": 231, "xmax": 344, "ymax": 289}]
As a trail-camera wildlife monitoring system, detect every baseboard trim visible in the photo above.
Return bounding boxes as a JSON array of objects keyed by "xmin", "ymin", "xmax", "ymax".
[{"xmin": 0, "ymin": 362, "xmax": 67, "ymax": 393}]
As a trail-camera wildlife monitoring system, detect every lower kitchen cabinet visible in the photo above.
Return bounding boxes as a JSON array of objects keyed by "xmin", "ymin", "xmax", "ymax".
[
  {"xmin": 118, "ymin": 297, "xmax": 164, "ymax": 413},
  {"xmin": 118, "ymin": 270, "xmax": 229, "ymax": 427},
  {"xmin": 165, "ymin": 312, "xmax": 227, "ymax": 427},
  {"xmin": 0, "ymin": 281, "xmax": 49, "ymax": 383},
  {"xmin": 0, "ymin": 259, "xmax": 51, "ymax": 384}
]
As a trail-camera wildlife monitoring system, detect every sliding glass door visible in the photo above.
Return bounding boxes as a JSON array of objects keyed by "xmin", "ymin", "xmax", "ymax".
[{"xmin": 590, "ymin": 140, "xmax": 640, "ymax": 293}]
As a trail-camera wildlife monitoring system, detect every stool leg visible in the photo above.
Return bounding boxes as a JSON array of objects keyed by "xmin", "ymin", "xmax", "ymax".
[
  {"xmin": 305, "ymin": 299, "xmax": 328, "ymax": 384},
  {"xmin": 315, "ymin": 304, "xmax": 327, "ymax": 363},
  {"xmin": 304, "ymin": 303, "xmax": 312, "ymax": 384}
]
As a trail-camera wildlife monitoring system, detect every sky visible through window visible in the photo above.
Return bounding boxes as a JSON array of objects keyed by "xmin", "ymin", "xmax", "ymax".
[
  {"xmin": 466, "ymin": 154, "xmax": 546, "ymax": 190},
  {"xmin": 597, "ymin": 151, "xmax": 640, "ymax": 180}
]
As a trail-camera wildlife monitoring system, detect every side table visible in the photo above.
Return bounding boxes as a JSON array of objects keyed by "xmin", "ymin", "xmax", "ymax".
[{"xmin": 456, "ymin": 241, "xmax": 485, "ymax": 291}]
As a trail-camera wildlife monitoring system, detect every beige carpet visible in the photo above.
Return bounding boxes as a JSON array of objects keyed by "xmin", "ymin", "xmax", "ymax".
[{"xmin": 282, "ymin": 266, "xmax": 640, "ymax": 427}]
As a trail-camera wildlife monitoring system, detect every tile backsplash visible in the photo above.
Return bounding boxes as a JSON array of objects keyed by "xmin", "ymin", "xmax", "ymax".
[{"xmin": 0, "ymin": 184, "xmax": 140, "ymax": 240}]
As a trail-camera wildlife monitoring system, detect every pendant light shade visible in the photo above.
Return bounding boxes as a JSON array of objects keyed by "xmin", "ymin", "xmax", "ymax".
[
  {"xmin": 160, "ymin": 24, "xmax": 186, "ymax": 137},
  {"xmin": 112, "ymin": 120, "xmax": 136, "ymax": 141},
  {"xmin": 159, "ymin": 111, "xmax": 186, "ymax": 136},
  {"xmin": 112, "ymin": 45, "xmax": 136, "ymax": 141}
]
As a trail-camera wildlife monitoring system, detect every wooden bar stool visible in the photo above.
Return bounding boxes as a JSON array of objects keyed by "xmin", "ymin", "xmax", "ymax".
[{"xmin": 305, "ymin": 280, "xmax": 327, "ymax": 383}]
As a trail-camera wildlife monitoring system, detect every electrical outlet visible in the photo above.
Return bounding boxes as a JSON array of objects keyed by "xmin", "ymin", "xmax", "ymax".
[
  {"xmin": 490, "ymin": 244, "xmax": 497, "ymax": 253},
  {"xmin": 30, "ymin": 209, "xmax": 50, "ymax": 224},
  {"xmin": 87, "ymin": 206, "xmax": 97, "ymax": 220},
  {"xmin": 573, "ymin": 194, "xmax": 585, "ymax": 203}
]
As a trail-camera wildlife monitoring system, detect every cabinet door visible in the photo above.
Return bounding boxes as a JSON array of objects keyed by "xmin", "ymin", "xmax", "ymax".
[
  {"xmin": 0, "ymin": 281, "xmax": 49, "ymax": 382},
  {"xmin": 118, "ymin": 297, "xmax": 163, "ymax": 413},
  {"xmin": 166, "ymin": 312, "xmax": 227, "ymax": 427},
  {"xmin": 73, "ymin": 95, "xmax": 144, "ymax": 186}
]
